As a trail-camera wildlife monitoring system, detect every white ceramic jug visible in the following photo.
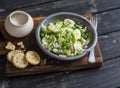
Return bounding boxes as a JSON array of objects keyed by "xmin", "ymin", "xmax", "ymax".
[{"xmin": 4, "ymin": 10, "xmax": 34, "ymax": 37}]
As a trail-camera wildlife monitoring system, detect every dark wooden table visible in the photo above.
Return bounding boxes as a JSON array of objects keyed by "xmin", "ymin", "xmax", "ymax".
[{"xmin": 0, "ymin": 0, "xmax": 120, "ymax": 88}]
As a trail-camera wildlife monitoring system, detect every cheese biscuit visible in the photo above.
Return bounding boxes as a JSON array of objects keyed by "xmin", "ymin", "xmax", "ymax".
[
  {"xmin": 12, "ymin": 52, "xmax": 28, "ymax": 68},
  {"xmin": 7, "ymin": 50, "xmax": 24, "ymax": 62},
  {"xmin": 26, "ymin": 51, "xmax": 40, "ymax": 65}
]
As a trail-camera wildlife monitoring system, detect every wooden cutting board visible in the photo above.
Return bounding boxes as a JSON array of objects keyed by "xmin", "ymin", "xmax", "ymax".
[{"xmin": 0, "ymin": 13, "xmax": 103, "ymax": 77}]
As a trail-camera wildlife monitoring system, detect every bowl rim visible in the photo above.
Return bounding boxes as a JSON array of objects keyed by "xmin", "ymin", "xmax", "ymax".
[{"xmin": 36, "ymin": 12, "xmax": 98, "ymax": 61}]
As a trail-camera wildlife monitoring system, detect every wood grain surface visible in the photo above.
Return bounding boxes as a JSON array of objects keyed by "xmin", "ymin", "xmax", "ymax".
[
  {"xmin": 0, "ymin": 13, "xmax": 103, "ymax": 76},
  {"xmin": 0, "ymin": 0, "xmax": 120, "ymax": 88},
  {"xmin": 0, "ymin": 0, "xmax": 120, "ymax": 19}
]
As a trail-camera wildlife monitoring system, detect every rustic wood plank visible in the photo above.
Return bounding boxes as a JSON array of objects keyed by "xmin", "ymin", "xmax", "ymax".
[
  {"xmin": 0, "ymin": 14, "xmax": 102, "ymax": 77},
  {"xmin": 0, "ymin": 0, "xmax": 61, "ymax": 12},
  {"xmin": 3, "ymin": 57, "xmax": 120, "ymax": 88},
  {"xmin": 95, "ymin": 0, "xmax": 120, "ymax": 12},
  {"xmin": 0, "ymin": 0, "xmax": 113, "ymax": 18},
  {"xmin": 97, "ymin": 9, "xmax": 120, "ymax": 35},
  {"xmin": 0, "ymin": 0, "xmax": 94, "ymax": 19},
  {"xmin": 98, "ymin": 31, "xmax": 120, "ymax": 60},
  {"xmin": 1, "ymin": 0, "xmax": 120, "ymax": 14},
  {"xmin": 0, "ymin": 0, "xmax": 93, "ymax": 14}
]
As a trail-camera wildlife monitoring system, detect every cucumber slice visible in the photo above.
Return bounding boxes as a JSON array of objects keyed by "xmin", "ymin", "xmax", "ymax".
[
  {"xmin": 55, "ymin": 22, "xmax": 63, "ymax": 28},
  {"xmin": 41, "ymin": 24, "xmax": 48, "ymax": 33},
  {"xmin": 42, "ymin": 37, "xmax": 48, "ymax": 46},
  {"xmin": 48, "ymin": 23, "xmax": 56, "ymax": 32}
]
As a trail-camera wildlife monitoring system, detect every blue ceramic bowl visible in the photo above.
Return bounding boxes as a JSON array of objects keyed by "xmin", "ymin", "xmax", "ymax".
[{"xmin": 36, "ymin": 12, "xmax": 97, "ymax": 61}]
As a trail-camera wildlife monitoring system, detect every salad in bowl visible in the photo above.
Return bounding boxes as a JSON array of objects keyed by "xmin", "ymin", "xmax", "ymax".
[{"xmin": 36, "ymin": 12, "xmax": 97, "ymax": 61}]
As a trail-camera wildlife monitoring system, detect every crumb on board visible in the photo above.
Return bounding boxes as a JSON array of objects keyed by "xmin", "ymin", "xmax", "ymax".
[
  {"xmin": 17, "ymin": 41, "xmax": 25, "ymax": 49},
  {"xmin": 5, "ymin": 42, "xmax": 16, "ymax": 50}
]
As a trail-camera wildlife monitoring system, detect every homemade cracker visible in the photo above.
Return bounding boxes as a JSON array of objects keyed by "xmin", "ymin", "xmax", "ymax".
[
  {"xmin": 6, "ymin": 41, "xmax": 41, "ymax": 68},
  {"xmin": 7, "ymin": 50, "xmax": 24, "ymax": 62},
  {"xmin": 26, "ymin": 51, "xmax": 40, "ymax": 65},
  {"xmin": 12, "ymin": 52, "xmax": 28, "ymax": 68}
]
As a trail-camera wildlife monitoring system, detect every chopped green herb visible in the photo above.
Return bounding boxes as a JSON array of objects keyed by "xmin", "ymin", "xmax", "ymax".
[{"xmin": 40, "ymin": 58, "xmax": 47, "ymax": 66}]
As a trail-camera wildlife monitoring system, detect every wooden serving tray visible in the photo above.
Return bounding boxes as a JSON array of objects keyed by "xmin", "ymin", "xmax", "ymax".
[{"xmin": 0, "ymin": 13, "xmax": 103, "ymax": 77}]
